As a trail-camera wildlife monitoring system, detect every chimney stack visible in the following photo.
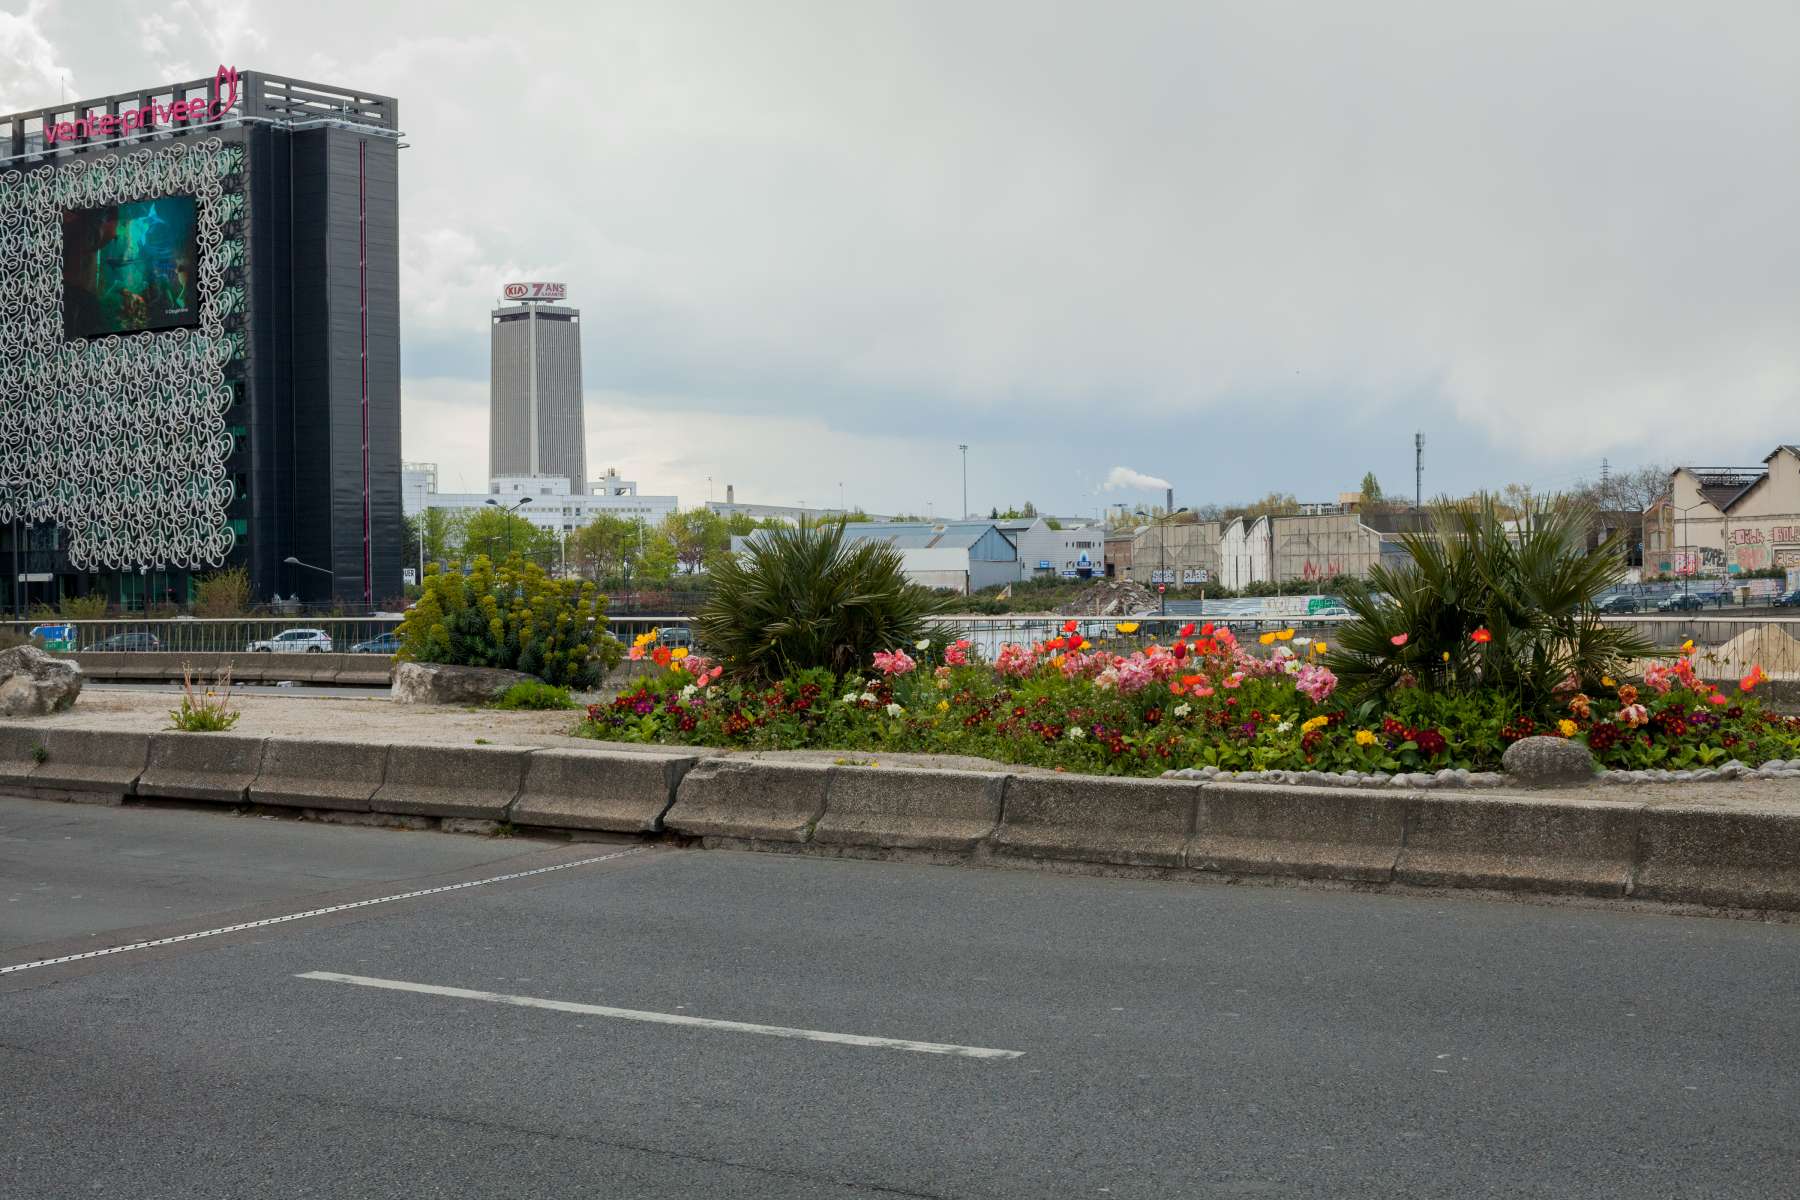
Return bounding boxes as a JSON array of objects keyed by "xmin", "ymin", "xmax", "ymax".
[
  {"xmin": 1165, "ymin": 486, "xmax": 1174, "ymax": 515},
  {"xmin": 726, "ymin": 484, "xmax": 734, "ymax": 504}
]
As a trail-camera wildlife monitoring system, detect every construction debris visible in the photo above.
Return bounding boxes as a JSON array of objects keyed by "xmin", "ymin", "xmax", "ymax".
[{"xmin": 1058, "ymin": 578, "xmax": 1158, "ymax": 617}]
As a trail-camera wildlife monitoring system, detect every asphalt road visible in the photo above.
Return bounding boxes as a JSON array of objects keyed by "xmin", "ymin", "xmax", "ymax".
[{"xmin": 3, "ymin": 795, "xmax": 1797, "ymax": 1198}]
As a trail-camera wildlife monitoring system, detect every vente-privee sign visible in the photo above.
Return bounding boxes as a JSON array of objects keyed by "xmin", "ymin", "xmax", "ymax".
[{"xmin": 43, "ymin": 66, "xmax": 238, "ymax": 147}]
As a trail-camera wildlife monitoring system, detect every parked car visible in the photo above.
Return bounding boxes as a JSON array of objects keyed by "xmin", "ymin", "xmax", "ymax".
[
  {"xmin": 1774, "ymin": 590, "xmax": 1800, "ymax": 609},
  {"xmin": 349, "ymin": 631, "xmax": 401, "ymax": 655},
  {"xmin": 657, "ymin": 625, "xmax": 694, "ymax": 649},
  {"xmin": 85, "ymin": 631, "xmax": 162, "ymax": 652},
  {"xmin": 246, "ymin": 628, "xmax": 333, "ymax": 653},
  {"xmin": 1595, "ymin": 595, "xmax": 1640, "ymax": 613},
  {"xmin": 1656, "ymin": 593, "xmax": 1706, "ymax": 612}
]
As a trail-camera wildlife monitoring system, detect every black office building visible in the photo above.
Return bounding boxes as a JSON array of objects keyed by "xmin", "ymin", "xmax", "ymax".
[{"xmin": 0, "ymin": 68, "xmax": 403, "ymax": 609}]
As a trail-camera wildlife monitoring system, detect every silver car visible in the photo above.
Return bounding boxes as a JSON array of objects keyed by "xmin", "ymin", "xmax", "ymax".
[{"xmin": 246, "ymin": 628, "xmax": 334, "ymax": 653}]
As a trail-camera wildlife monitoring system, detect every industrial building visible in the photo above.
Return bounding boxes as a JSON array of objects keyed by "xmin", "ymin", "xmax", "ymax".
[
  {"xmin": 403, "ymin": 465, "xmax": 678, "ymax": 535},
  {"xmin": 1647, "ymin": 446, "xmax": 1800, "ymax": 578}
]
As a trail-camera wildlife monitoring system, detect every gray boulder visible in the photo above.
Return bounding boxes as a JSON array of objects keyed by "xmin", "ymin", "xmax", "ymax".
[
  {"xmin": 0, "ymin": 645, "xmax": 83, "ymax": 717},
  {"xmin": 1500, "ymin": 735, "xmax": 1596, "ymax": 787},
  {"xmin": 391, "ymin": 661, "xmax": 537, "ymax": 706}
]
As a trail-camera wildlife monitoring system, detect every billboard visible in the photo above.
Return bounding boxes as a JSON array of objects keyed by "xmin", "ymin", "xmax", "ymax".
[
  {"xmin": 62, "ymin": 195, "xmax": 200, "ymax": 338},
  {"xmin": 502, "ymin": 281, "xmax": 567, "ymax": 301}
]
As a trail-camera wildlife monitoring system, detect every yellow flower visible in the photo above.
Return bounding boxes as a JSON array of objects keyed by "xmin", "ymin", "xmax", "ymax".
[
  {"xmin": 1558, "ymin": 719, "xmax": 1578, "ymax": 737},
  {"xmin": 1442, "ymin": 651, "xmax": 1451, "ymax": 662},
  {"xmin": 937, "ymin": 699, "xmax": 950, "ymax": 712},
  {"xmin": 1052, "ymin": 654, "xmax": 1066, "ymax": 668},
  {"xmin": 1116, "ymin": 621, "xmax": 1140, "ymax": 634},
  {"xmin": 1258, "ymin": 632, "xmax": 1278, "ymax": 646},
  {"xmin": 1680, "ymin": 639, "xmax": 1695, "ymax": 655},
  {"xmin": 1276, "ymin": 629, "xmax": 1295, "ymax": 641},
  {"xmin": 1079, "ymin": 639, "xmax": 1092, "ymax": 651},
  {"xmin": 1301, "ymin": 715, "xmax": 1328, "ymax": 733},
  {"xmin": 671, "ymin": 647, "xmax": 689, "ymax": 660},
  {"xmin": 1314, "ymin": 642, "xmax": 1328, "ymax": 654},
  {"xmin": 1354, "ymin": 729, "xmax": 1377, "ymax": 746},
  {"xmin": 1602, "ymin": 676, "xmax": 1616, "ymax": 688}
]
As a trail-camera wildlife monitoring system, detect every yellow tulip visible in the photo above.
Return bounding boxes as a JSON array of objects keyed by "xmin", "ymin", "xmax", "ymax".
[
  {"xmin": 1116, "ymin": 622, "xmax": 1140, "ymax": 634},
  {"xmin": 1314, "ymin": 641, "xmax": 1328, "ymax": 654},
  {"xmin": 1258, "ymin": 632, "xmax": 1277, "ymax": 646},
  {"xmin": 1276, "ymin": 629, "xmax": 1295, "ymax": 641}
]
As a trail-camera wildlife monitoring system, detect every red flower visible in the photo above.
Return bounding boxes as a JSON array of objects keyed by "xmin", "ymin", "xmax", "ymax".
[
  {"xmin": 1390, "ymin": 633, "xmax": 1409, "ymax": 647},
  {"xmin": 1470, "ymin": 627, "xmax": 1492, "ymax": 644},
  {"xmin": 1179, "ymin": 623, "xmax": 1196, "ymax": 638},
  {"xmin": 1062, "ymin": 619, "xmax": 1079, "ymax": 634}
]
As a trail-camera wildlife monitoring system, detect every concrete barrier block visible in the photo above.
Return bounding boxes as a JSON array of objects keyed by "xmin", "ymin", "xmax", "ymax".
[
  {"xmin": 1397, "ymin": 793, "xmax": 1639, "ymax": 897},
  {"xmin": 371, "ymin": 742, "xmax": 529, "ymax": 819},
  {"xmin": 250, "ymin": 736, "xmax": 388, "ymax": 812},
  {"xmin": 662, "ymin": 759, "xmax": 832, "ymax": 842},
  {"xmin": 1632, "ymin": 802, "xmax": 1800, "ymax": 911},
  {"xmin": 1189, "ymin": 783, "xmax": 1407, "ymax": 882},
  {"xmin": 27, "ymin": 728, "xmax": 151, "ymax": 802},
  {"xmin": 0, "ymin": 723, "xmax": 44, "ymax": 787},
  {"xmin": 814, "ymin": 767, "xmax": 1006, "ymax": 852},
  {"xmin": 991, "ymin": 775, "xmax": 1196, "ymax": 867},
  {"xmin": 138, "ymin": 732, "xmax": 268, "ymax": 804},
  {"xmin": 511, "ymin": 747, "xmax": 697, "ymax": 832}
]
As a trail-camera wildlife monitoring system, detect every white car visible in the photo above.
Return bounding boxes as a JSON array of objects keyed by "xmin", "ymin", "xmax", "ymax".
[{"xmin": 247, "ymin": 628, "xmax": 334, "ymax": 653}]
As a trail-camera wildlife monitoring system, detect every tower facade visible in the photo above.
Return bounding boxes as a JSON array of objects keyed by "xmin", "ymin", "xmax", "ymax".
[{"xmin": 490, "ymin": 286, "xmax": 586, "ymax": 494}]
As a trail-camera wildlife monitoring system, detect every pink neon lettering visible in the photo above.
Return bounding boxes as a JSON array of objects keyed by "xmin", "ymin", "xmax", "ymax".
[{"xmin": 40, "ymin": 65, "xmax": 237, "ymax": 148}]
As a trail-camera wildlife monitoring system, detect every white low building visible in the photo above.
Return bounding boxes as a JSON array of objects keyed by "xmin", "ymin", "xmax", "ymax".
[{"xmin": 403, "ymin": 465, "xmax": 678, "ymax": 534}]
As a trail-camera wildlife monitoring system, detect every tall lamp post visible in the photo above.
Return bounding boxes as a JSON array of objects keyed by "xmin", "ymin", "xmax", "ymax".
[
  {"xmin": 484, "ymin": 496, "xmax": 533, "ymax": 560},
  {"xmin": 958, "ymin": 444, "xmax": 968, "ymax": 521},
  {"xmin": 2, "ymin": 479, "xmax": 25, "ymax": 620},
  {"xmin": 283, "ymin": 556, "xmax": 335, "ymax": 607},
  {"xmin": 1668, "ymin": 502, "xmax": 1708, "ymax": 600}
]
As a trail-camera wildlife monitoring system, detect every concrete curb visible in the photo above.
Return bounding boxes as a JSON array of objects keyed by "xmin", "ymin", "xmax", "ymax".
[
  {"xmin": 1397, "ymin": 793, "xmax": 1641, "ymax": 898},
  {"xmin": 371, "ymin": 743, "xmax": 529, "ymax": 820},
  {"xmin": 1190, "ymin": 782, "xmax": 1409, "ymax": 882},
  {"xmin": 1632, "ymin": 803, "xmax": 1800, "ymax": 910},
  {"xmin": 250, "ymin": 736, "xmax": 388, "ymax": 813},
  {"xmin": 991, "ymin": 775, "xmax": 1197, "ymax": 868},
  {"xmin": 663, "ymin": 759, "xmax": 833, "ymax": 842},
  {"xmin": 137, "ymin": 732, "xmax": 268, "ymax": 805},
  {"xmin": 814, "ymin": 767, "xmax": 1006, "ymax": 853},
  {"xmin": 2, "ymin": 721, "xmax": 1797, "ymax": 915},
  {"xmin": 511, "ymin": 748, "xmax": 697, "ymax": 833}
]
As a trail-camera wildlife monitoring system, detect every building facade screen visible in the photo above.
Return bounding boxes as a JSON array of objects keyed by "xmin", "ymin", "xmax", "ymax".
[{"xmin": 62, "ymin": 195, "xmax": 200, "ymax": 339}]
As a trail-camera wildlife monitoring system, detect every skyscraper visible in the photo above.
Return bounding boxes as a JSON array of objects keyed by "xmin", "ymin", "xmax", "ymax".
[{"xmin": 490, "ymin": 283, "xmax": 587, "ymax": 493}]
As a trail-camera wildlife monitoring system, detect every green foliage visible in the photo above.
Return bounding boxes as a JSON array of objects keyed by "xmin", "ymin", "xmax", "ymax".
[
  {"xmin": 1329, "ymin": 498, "xmax": 1654, "ymax": 709},
  {"xmin": 493, "ymin": 680, "xmax": 578, "ymax": 710},
  {"xmin": 169, "ymin": 667, "xmax": 240, "ymax": 732},
  {"xmin": 456, "ymin": 507, "xmax": 558, "ymax": 566},
  {"xmin": 398, "ymin": 555, "xmax": 609, "ymax": 688},
  {"xmin": 30, "ymin": 593, "xmax": 109, "ymax": 621},
  {"xmin": 659, "ymin": 507, "xmax": 732, "ymax": 574},
  {"xmin": 697, "ymin": 519, "xmax": 951, "ymax": 678},
  {"xmin": 193, "ymin": 567, "xmax": 251, "ymax": 617}
]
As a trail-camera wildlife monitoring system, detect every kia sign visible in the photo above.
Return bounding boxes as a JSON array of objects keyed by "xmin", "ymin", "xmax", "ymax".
[{"xmin": 502, "ymin": 282, "xmax": 567, "ymax": 302}]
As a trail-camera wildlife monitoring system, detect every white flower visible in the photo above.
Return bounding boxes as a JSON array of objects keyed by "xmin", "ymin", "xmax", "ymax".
[
  {"xmin": 843, "ymin": 692, "xmax": 860, "ymax": 703},
  {"xmin": 860, "ymin": 691, "xmax": 878, "ymax": 704},
  {"xmin": 1066, "ymin": 725, "xmax": 1086, "ymax": 741},
  {"xmin": 885, "ymin": 702, "xmax": 905, "ymax": 717},
  {"xmin": 1173, "ymin": 703, "xmax": 1191, "ymax": 718},
  {"xmin": 915, "ymin": 638, "xmax": 932, "ymax": 651},
  {"xmin": 1276, "ymin": 720, "xmax": 1294, "ymax": 734},
  {"xmin": 680, "ymin": 684, "xmax": 698, "ymax": 700}
]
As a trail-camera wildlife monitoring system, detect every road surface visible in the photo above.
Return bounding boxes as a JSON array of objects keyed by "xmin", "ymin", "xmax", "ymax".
[{"xmin": 3, "ymin": 794, "xmax": 1796, "ymax": 1197}]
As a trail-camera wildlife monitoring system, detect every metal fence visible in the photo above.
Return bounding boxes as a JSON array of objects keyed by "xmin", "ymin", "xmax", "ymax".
[{"xmin": 0, "ymin": 617, "xmax": 404, "ymax": 654}]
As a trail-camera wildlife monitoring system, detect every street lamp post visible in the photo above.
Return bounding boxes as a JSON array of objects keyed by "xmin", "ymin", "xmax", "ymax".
[
  {"xmin": 283, "ymin": 556, "xmax": 335, "ymax": 605},
  {"xmin": 958, "ymin": 444, "xmax": 968, "ymax": 521},
  {"xmin": 484, "ymin": 496, "xmax": 533, "ymax": 560}
]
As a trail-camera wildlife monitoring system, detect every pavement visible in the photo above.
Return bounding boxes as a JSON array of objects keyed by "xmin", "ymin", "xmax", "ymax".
[{"xmin": 3, "ymin": 794, "xmax": 1798, "ymax": 1197}]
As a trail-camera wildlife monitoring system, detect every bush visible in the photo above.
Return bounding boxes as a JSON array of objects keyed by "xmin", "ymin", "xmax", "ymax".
[
  {"xmin": 1329, "ymin": 499, "xmax": 1653, "ymax": 710},
  {"xmin": 194, "ymin": 567, "xmax": 251, "ymax": 617},
  {"xmin": 29, "ymin": 593, "xmax": 108, "ymax": 621},
  {"xmin": 168, "ymin": 667, "xmax": 240, "ymax": 732},
  {"xmin": 493, "ymin": 681, "xmax": 578, "ymax": 710},
  {"xmin": 396, "ymin": 555, "xmax": 609, "ymax": 689},
  {"xmin": 698, "ymin": 519, "xmax": 950, "ymax": 679}
]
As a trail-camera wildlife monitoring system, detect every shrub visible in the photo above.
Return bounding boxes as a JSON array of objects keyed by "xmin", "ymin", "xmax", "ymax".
[
  {"xmin": 698, "ymin": 519, "xmax": 950, "ymax": 679},
  {"xmin": 1329, "ymin": 498, "xmax": 1653, "ymax": 710},
  {"xmin": 396, "ymin": 555, "xmax": 608, "ymax": 689},
  {"xmin": 169, "ymin": 667, "xmax": 240, "ymax": 732},
  {"xmin": 194, "ymin": 567, "xmax": 252, "ymax": 617},
  {"xmin": 493, "ymin": 681, "xmax": 578, "ymax": 710}
]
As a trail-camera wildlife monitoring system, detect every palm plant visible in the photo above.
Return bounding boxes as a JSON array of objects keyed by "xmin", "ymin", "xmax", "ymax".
[
  {"xmin": 1329, "ymin": 498, "xmax": 1653, "ymax": 709},
  {"xmin": 698, "ymin": 519, "xmax": 950, "ymax": 679}
]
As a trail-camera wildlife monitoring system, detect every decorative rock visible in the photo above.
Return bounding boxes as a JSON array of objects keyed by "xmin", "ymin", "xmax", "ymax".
[
  {"xmin": 391, "ymin": 661, "xmax": 537, "ymax": 706},
  {"xmin": 1500, "ymin": 736, "xmax": 1596, "ymax": 788},
  {"xmin": 0, "ymin": 645, "xmax": 83, "ymax": 717},
  {"xmin": 1763, "ymin": 759, "xmax": 1787, "ymax": 772}
]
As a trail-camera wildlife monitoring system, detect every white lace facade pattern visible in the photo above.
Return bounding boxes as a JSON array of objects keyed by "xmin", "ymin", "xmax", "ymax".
[{"xmin": 0, "ymin": 138, "xmax": 245, "ymax": 570}]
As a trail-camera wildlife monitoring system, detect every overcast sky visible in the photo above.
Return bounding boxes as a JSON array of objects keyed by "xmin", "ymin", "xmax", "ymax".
[{"xmin": 7, "ymin": 0, "xmax": 1798, "ymax": 518}]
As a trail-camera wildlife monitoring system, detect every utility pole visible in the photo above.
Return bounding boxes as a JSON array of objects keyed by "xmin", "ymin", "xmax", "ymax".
[
  {"xmin": 1414, "ymin": 432, "xmax": 1424, "ymax": 509},
  {"xmin": 958, "ymin": 444, "xmax": 968, "ymax": 521},
  {"xmin": 1601, "ymin": 457, "xmax": 1610, "ymax": 487}
]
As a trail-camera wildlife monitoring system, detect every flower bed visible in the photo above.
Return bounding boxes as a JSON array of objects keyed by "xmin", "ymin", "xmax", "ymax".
[{"xmin": 579, "ymin": 622, "xmax": 1800, "ymax": 778}]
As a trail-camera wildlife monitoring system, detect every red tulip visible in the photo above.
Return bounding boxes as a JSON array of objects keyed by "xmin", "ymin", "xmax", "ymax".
[{"xmin": 1471, "ymin": 627, "xmax": 1492, "ymax": 644}]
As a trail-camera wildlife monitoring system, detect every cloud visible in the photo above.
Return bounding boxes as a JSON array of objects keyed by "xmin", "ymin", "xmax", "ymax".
[
  {"xmin": 0, "ymin": 1, "xmax": 74, "ymax": 110},
  {"xmin": 1103, "ymin": 467, "xmax": 1174, "ymax": 494}
]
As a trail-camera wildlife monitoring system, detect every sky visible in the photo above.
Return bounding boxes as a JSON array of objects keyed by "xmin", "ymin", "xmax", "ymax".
[{"xmin": 7, "ymin": 0, "xmax": 1799, "ymax": 520}]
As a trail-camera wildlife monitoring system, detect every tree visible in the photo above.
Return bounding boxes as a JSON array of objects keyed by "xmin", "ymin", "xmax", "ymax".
[
  {"xmin": 408, "ymin": 508, "xmax": 459, "ymax": 566},
  {"xmin": 194, "ymin": 567, "xmax": 251, "ymax": 617},
  {"xmin": 568, "ymin": 514, "xmax": 641, "ymax": 583},
  {"xmin": 659, "ymin": 507, "xmax": 731, "ymax": 574},
  {"xmin": 457, "ymin": 507, "xmax": 556, "ymax": 565},
  {"xmin": 1359, "ymin": 472, "xmax": 1384, "ymax": 513},
  {"xmin": 1224, "ymin": 492, "xmax": 1299, "ymax": 521}
]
